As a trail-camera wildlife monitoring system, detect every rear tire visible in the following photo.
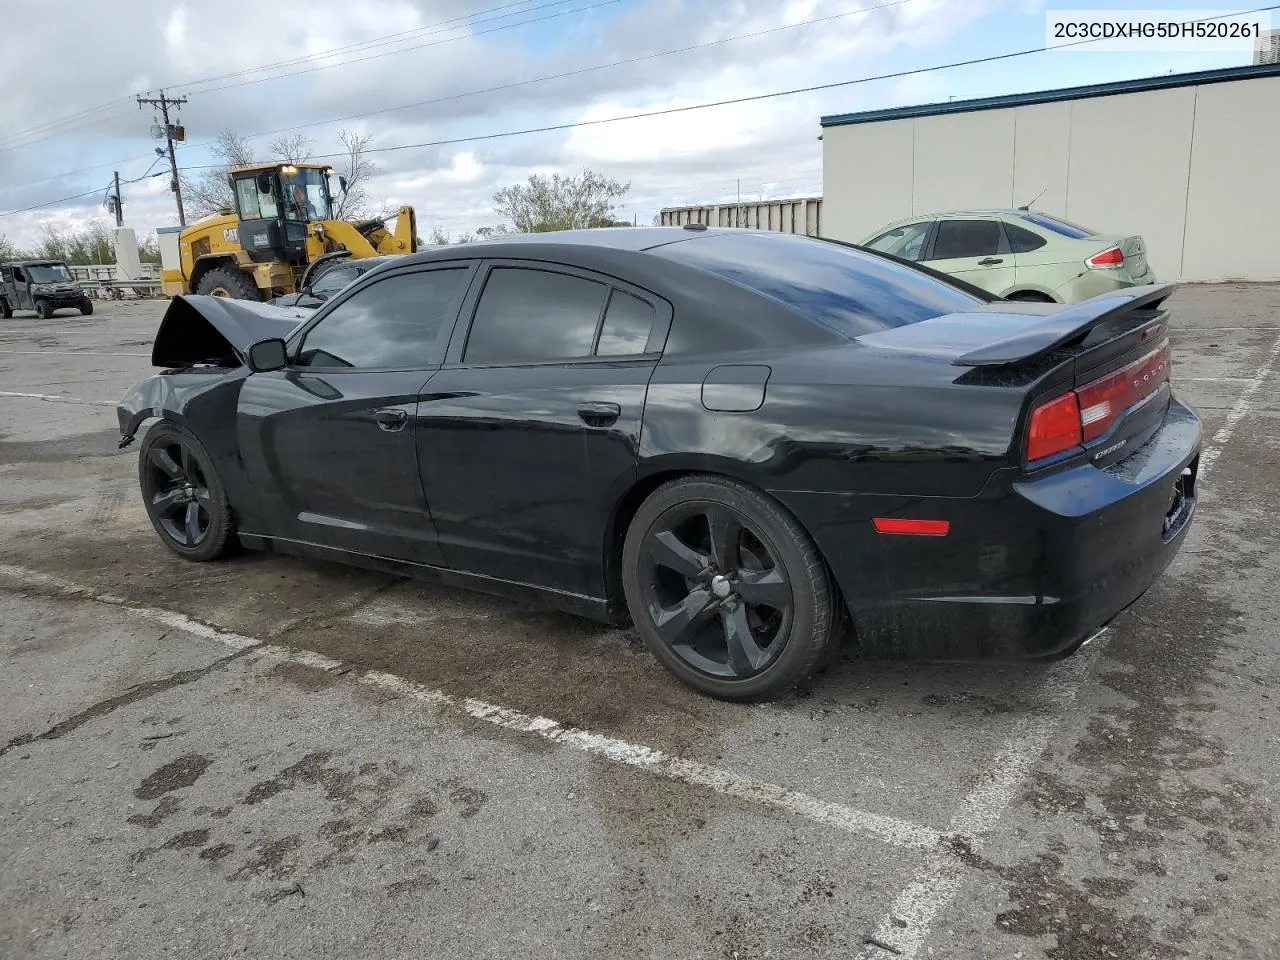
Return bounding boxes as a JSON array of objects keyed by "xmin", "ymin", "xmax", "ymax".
[
  {"xmin": 0, "ymin": 299, "xmax": 11, "ymax": 319},
  {"xmin": 138, "ymin": 422, "xmax": 238, "ymax": 562},
  {"xmin": 35, "ymin": 298, "xmax": 53, "ymax": 319},
  {"xmin": 79, "ymin": 298, "xmax": 93, "ymax": 316},
  {"xmin": 195, "ymin": 266, "xmax": 260, "ymax": 301},
  {"xmin": 622, "ymin": 475, "xmax": 838, "ymax": 701}
]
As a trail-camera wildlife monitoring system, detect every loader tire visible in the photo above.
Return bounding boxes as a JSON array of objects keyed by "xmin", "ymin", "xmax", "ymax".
[{"xmin": 196, "ymin": 266, "xmax": 260, "ymax": 301}]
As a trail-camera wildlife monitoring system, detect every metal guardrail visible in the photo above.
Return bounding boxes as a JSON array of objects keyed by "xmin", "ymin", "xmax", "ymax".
[{"xmin": 79, "ymin": 278, "xmax": 163, "ymax": 299}]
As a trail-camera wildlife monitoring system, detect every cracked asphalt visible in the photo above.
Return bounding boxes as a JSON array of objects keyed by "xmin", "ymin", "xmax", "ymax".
[{"xmin": 1, "ymin": 287, "xmax": 1278, "ymax": 959}]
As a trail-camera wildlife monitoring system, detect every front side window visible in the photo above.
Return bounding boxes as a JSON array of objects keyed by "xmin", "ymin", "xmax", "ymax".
[
  {"xmin": 866, "ymin": 221, "xmax": 931, "ymax": 261},
  {"xmin": 928, "ymin": 220, "xmax": 1008, "ymax": 260},
  {"xmin": 282, "ymin": 169, "xmax": 332, "ymax": 222},
  {"xmin": 464, "ymin": 268, "xmax": 609, "ymax": 364},
  {"xmin": 310, "ymin": 266, "xmax": 358, "ymax": 298},
  {"xmin": 296, "ymin": 268, "xmax": 469, "ymax": 369}
]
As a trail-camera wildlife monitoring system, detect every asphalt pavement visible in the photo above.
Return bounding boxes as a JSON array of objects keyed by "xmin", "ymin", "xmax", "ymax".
[{"xmin": 1, "ymin": 287, "xmax": 1277, "ymax": 959}]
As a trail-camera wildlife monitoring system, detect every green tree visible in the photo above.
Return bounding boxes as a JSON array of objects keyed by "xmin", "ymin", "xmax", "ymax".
[
  {"xmin": 30, "ymin": 221, "xmax": 114, "ymax": 265},
  {"xmin": 492, "ymin": 170, "xmax": 630, "ymax": 233},
  {"xmin": 0, "ymin": 234, "xmax": 18, "ymax": 261}
]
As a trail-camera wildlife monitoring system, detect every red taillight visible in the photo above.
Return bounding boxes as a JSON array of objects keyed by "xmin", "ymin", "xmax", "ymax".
[
  {"xmin": 1075, "ymin": 343, "xmax": 1170, "ymax": 442},
  {"xmin": 1087, "ymin": 246, "xmax": 1125, "ymax": 268},
  {"xmin": 1025, "ymin": 340, "xmax": 1171, "ymax": 462},
  {"xmin": 872, "ymin": 518, "xmax": 950, "ymax": 536},
  {"xmin": 1026, "ymin": 392, "xmax": 1082, "ymax": 461}
]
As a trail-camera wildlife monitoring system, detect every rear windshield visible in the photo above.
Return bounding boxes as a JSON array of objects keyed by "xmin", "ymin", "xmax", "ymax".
[
  {"xmin": 653, "ymin": 232, "xmax": 981, "ymax": 338},
  {"xmin": 1019, "ymin": 212, "xmax": 1095, "ymax": 239}
]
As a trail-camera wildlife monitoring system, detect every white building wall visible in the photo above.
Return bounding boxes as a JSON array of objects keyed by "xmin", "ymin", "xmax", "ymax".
[{"xmin": 822, "ymin": 73, "xmax": 1280, "ymax": 281}]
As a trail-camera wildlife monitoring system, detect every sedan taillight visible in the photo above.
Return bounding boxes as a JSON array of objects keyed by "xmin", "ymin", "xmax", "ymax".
[
  {"xmin": 1086, "ymin": 246, "xmax": 1125, "ymax": 269},
  {"xmin": 1025, "ymin": 341, "xmax": 1171, "ymax": 463}
]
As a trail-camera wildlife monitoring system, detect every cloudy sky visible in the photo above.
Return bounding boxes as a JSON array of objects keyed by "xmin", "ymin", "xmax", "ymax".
[{"xmin": 0, "ymin": 0, "xmax": 1258, "ymax": 248}]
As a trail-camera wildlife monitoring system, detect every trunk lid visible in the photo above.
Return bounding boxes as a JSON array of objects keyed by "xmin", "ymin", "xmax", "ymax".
[{"xmin": 858, "ymin": 283, "xmax": 1176, "ymax": 469}]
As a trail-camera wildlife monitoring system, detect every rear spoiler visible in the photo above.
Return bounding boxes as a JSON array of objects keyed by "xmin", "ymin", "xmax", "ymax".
[{"xmin": 953, "ymin": 283, "xmax": 1175, "ymax": 367}]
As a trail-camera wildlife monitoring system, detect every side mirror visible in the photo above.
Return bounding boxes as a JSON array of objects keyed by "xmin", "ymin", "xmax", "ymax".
[
  {"xmin": 339, "ymin": 176, "xmax": 349, "ymax": 195},
  {"xmin": 246, "ymin": 338, "xmax": 288, "ymax": 372}
]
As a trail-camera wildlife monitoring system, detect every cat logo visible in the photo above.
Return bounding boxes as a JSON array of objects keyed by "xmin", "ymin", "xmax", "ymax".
[{"xmin": 222, "ymin": 228, "xmax": 239, "ymax": 244}]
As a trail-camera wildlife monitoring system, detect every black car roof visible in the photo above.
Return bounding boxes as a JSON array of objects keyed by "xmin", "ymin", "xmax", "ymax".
[{"xmin": 406, "ymin": 226, "xmax": 724, "ymax": 264}]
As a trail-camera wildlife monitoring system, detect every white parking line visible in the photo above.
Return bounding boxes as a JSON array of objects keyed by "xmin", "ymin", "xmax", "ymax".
[
  {"xmin": 0, "ymin": 390, "xmax": 115, "ymax": 406},
  {"xmin": 854, "ymin": 328, "xmax": 1280, "ymax": 958},
  {"xmin": 0, "ymin": 562, "xmax": 946, "ymax": 853},
  {"xmin": 0, "ymin": 350, "xmax": 150, "ymax": 357}
]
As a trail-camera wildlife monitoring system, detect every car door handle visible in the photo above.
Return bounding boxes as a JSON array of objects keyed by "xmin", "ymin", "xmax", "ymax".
[
  {"xmin": 978, "ymin": 257, "xmax": 1004, "ymax": 266},
  {"xmin": 577, "ymin": 401, "xmax": 621, "ymax": 427},
  {"xmin": 373, "ymin": 408, "xmax": 409, "ymax": 432}
]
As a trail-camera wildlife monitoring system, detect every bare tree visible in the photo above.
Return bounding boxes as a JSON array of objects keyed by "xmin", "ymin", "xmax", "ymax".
[
  {"xmin": 492, "ymin": 170, "xmax": 630, "ymax": 233},
  {"xmin": 331, "ymin": 130, "xmax": 379, "ymax": 220},
  {"xmin": 181, "ymin": 129, "xmax": 255, "ymax": 220},
  {"xmin": 268, "ymin": 132, "xmax": 314, "ymax": 165},
  {"xmin": 0, "ymin": 234, "xmax": 18, "ymax": 261}
]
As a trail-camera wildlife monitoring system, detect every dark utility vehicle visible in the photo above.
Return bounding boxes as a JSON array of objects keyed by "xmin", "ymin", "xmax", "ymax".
[{"xmin": 0, "ymin": 260, "xmax": 93, "ymax": 318}]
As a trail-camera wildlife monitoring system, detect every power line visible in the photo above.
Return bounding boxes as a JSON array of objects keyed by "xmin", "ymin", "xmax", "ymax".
[
  {"xmin": 170, "ymin": 0, "xmax": 586, "ymax": 93},
  {"xmin": 237, "ymin": 0, "xmax": 917, "ymax": 142},
  {"xmin": 9, "ymin": 4, "xmax": 1276, "ymax": 218},
  {"xmin": 189, "ymin": 0, "xmax": 627, "ymax": 97},
  {"xmin": 0, "ymin": 0, "xmax": 595, "ymax": 153}
]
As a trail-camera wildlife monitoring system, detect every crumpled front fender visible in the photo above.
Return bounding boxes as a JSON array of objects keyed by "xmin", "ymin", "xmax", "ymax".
[{"xmin": 116, "ymin": 370, "xmax": 243, "ymax": 448}]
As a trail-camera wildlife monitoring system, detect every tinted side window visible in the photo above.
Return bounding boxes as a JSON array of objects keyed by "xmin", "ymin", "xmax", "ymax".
[
  {"xmin": 596, "ymin": 290, "xmax": 656, "ymax": 355},
  {"xmin": 1005, "ymin": 223, "xmax": 1047, "ymax": 253},
  {"xmin": 930, "ymin": 220, "xmax": 1007, "ymax": 260},
  {"xmin": 297, "ymin": 268, "xmax": 468, "ymax": 369},
  {"xmin": 311, "ymin": 266, "xmax": 357, "ymax": 297},
  {"xmin": 465, "ymin": 268, "xmax": 607, "ymax": 364}
]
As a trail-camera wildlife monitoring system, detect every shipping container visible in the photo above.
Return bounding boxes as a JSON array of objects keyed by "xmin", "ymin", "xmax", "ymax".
[{"xmin": 659, "ymin": 197, "xmax": 823, "ymax": 236}]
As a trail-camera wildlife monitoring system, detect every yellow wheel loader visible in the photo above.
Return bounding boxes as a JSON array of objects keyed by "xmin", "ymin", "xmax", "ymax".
[{"xmin": 158, "ymin": 162, "xmax": 416, "ymax": 301}]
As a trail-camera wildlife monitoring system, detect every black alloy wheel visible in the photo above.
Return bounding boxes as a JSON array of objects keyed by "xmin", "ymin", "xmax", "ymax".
[
  {"xmin": 138, "ymin": 423, "xmax": 236, "ymax": 562},
  {"xmin": 623, "ymin": 476, "xmax": 838, "ymax": 701}
]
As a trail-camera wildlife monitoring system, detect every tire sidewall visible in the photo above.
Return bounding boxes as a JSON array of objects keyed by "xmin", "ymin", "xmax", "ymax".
[
  {"xmin": 622, "ymin": 476, "xmax": 831, "ymax": 701},
  {"xmin": 195, "ymin": 266, "xmax": 260, "ymax": 301},
  {"xmin": 138, "ymin": 422, "xmax": 235, "ymax": 562},
  {"xmin": 35, "ymin": 298, "xmax": 51, "ymax": 319}
]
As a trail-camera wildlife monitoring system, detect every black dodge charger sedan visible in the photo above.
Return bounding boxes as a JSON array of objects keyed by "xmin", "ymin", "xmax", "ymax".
[{"xmin": 118, "ymin": 227, "xmax": 1199, "ymax": 700}]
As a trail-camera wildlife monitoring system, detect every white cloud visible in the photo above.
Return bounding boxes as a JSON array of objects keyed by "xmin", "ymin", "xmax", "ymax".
[{"xmin": 0, "ymin": 0, "xmax": 1025, "ymax": 248}]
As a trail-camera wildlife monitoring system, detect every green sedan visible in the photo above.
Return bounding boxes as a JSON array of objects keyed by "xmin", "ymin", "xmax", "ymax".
[{"xmin": 861, "ymin": 209, "xmax": 1156, "ymax": 304}]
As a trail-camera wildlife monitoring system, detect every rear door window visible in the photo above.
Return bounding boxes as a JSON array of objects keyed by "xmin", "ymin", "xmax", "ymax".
[
  {"xmin": 928, "ymin": 220, "xmax": 1009, "ymax": 260},
  {"xmin": 464, "ymin": 268, "xmax": 608, "ymax": 364},
  {"xmin": 1005, "ymin": 223, "xmax": 1047, "ymax": 253},
  {"xmin": 596, "ymin": 290, "xmax": 657, "ymax": 356}
]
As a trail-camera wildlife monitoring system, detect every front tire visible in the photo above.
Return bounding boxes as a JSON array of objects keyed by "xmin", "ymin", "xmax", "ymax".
[
  {"xmin": 195, "ymin": 266, "xmax": 260, "ymax": 301},
  {"xmin": 79, "ymin": 298, "xmax": 93, "ymax": 315},
  {"xmin": 35, "ymin": 298, "xmax": 53, "ymax": 319},
  {"xmin": 138, "ymin": 422, "xmax": 237, "ymax": 562},
  {"xmin": 622, "ymin": 475, "xmax": 838, "ymax": 701}
]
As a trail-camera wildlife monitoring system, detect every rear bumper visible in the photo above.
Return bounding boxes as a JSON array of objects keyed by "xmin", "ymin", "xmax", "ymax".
[{"xmin": 777, "ymin": 398, "xmax": 1200, "ymax": 661}]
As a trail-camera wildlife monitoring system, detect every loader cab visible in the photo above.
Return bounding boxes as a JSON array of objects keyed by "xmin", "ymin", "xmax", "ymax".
[{"xmin": 230, "ymin": 164, "xmax": 334, "ymax": 265}]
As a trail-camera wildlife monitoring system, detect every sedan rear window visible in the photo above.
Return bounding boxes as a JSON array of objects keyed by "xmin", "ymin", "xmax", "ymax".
[
  {"xmin": 1018, "ymin": 212, "xmax": 1095, "ymax": 239},
  {"xmin": 654, "ymin": 232, "xmax": 981, "ymax": 338}
]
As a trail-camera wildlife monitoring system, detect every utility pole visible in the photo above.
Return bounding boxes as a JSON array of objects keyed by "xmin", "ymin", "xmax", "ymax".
[
  {"xmin": 137, "ymin": 91, "xmax": 188, "ymax": 226},
  {"xmin": 112, "ymin": 171, "xmax": 123, "ymax": 227}
]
